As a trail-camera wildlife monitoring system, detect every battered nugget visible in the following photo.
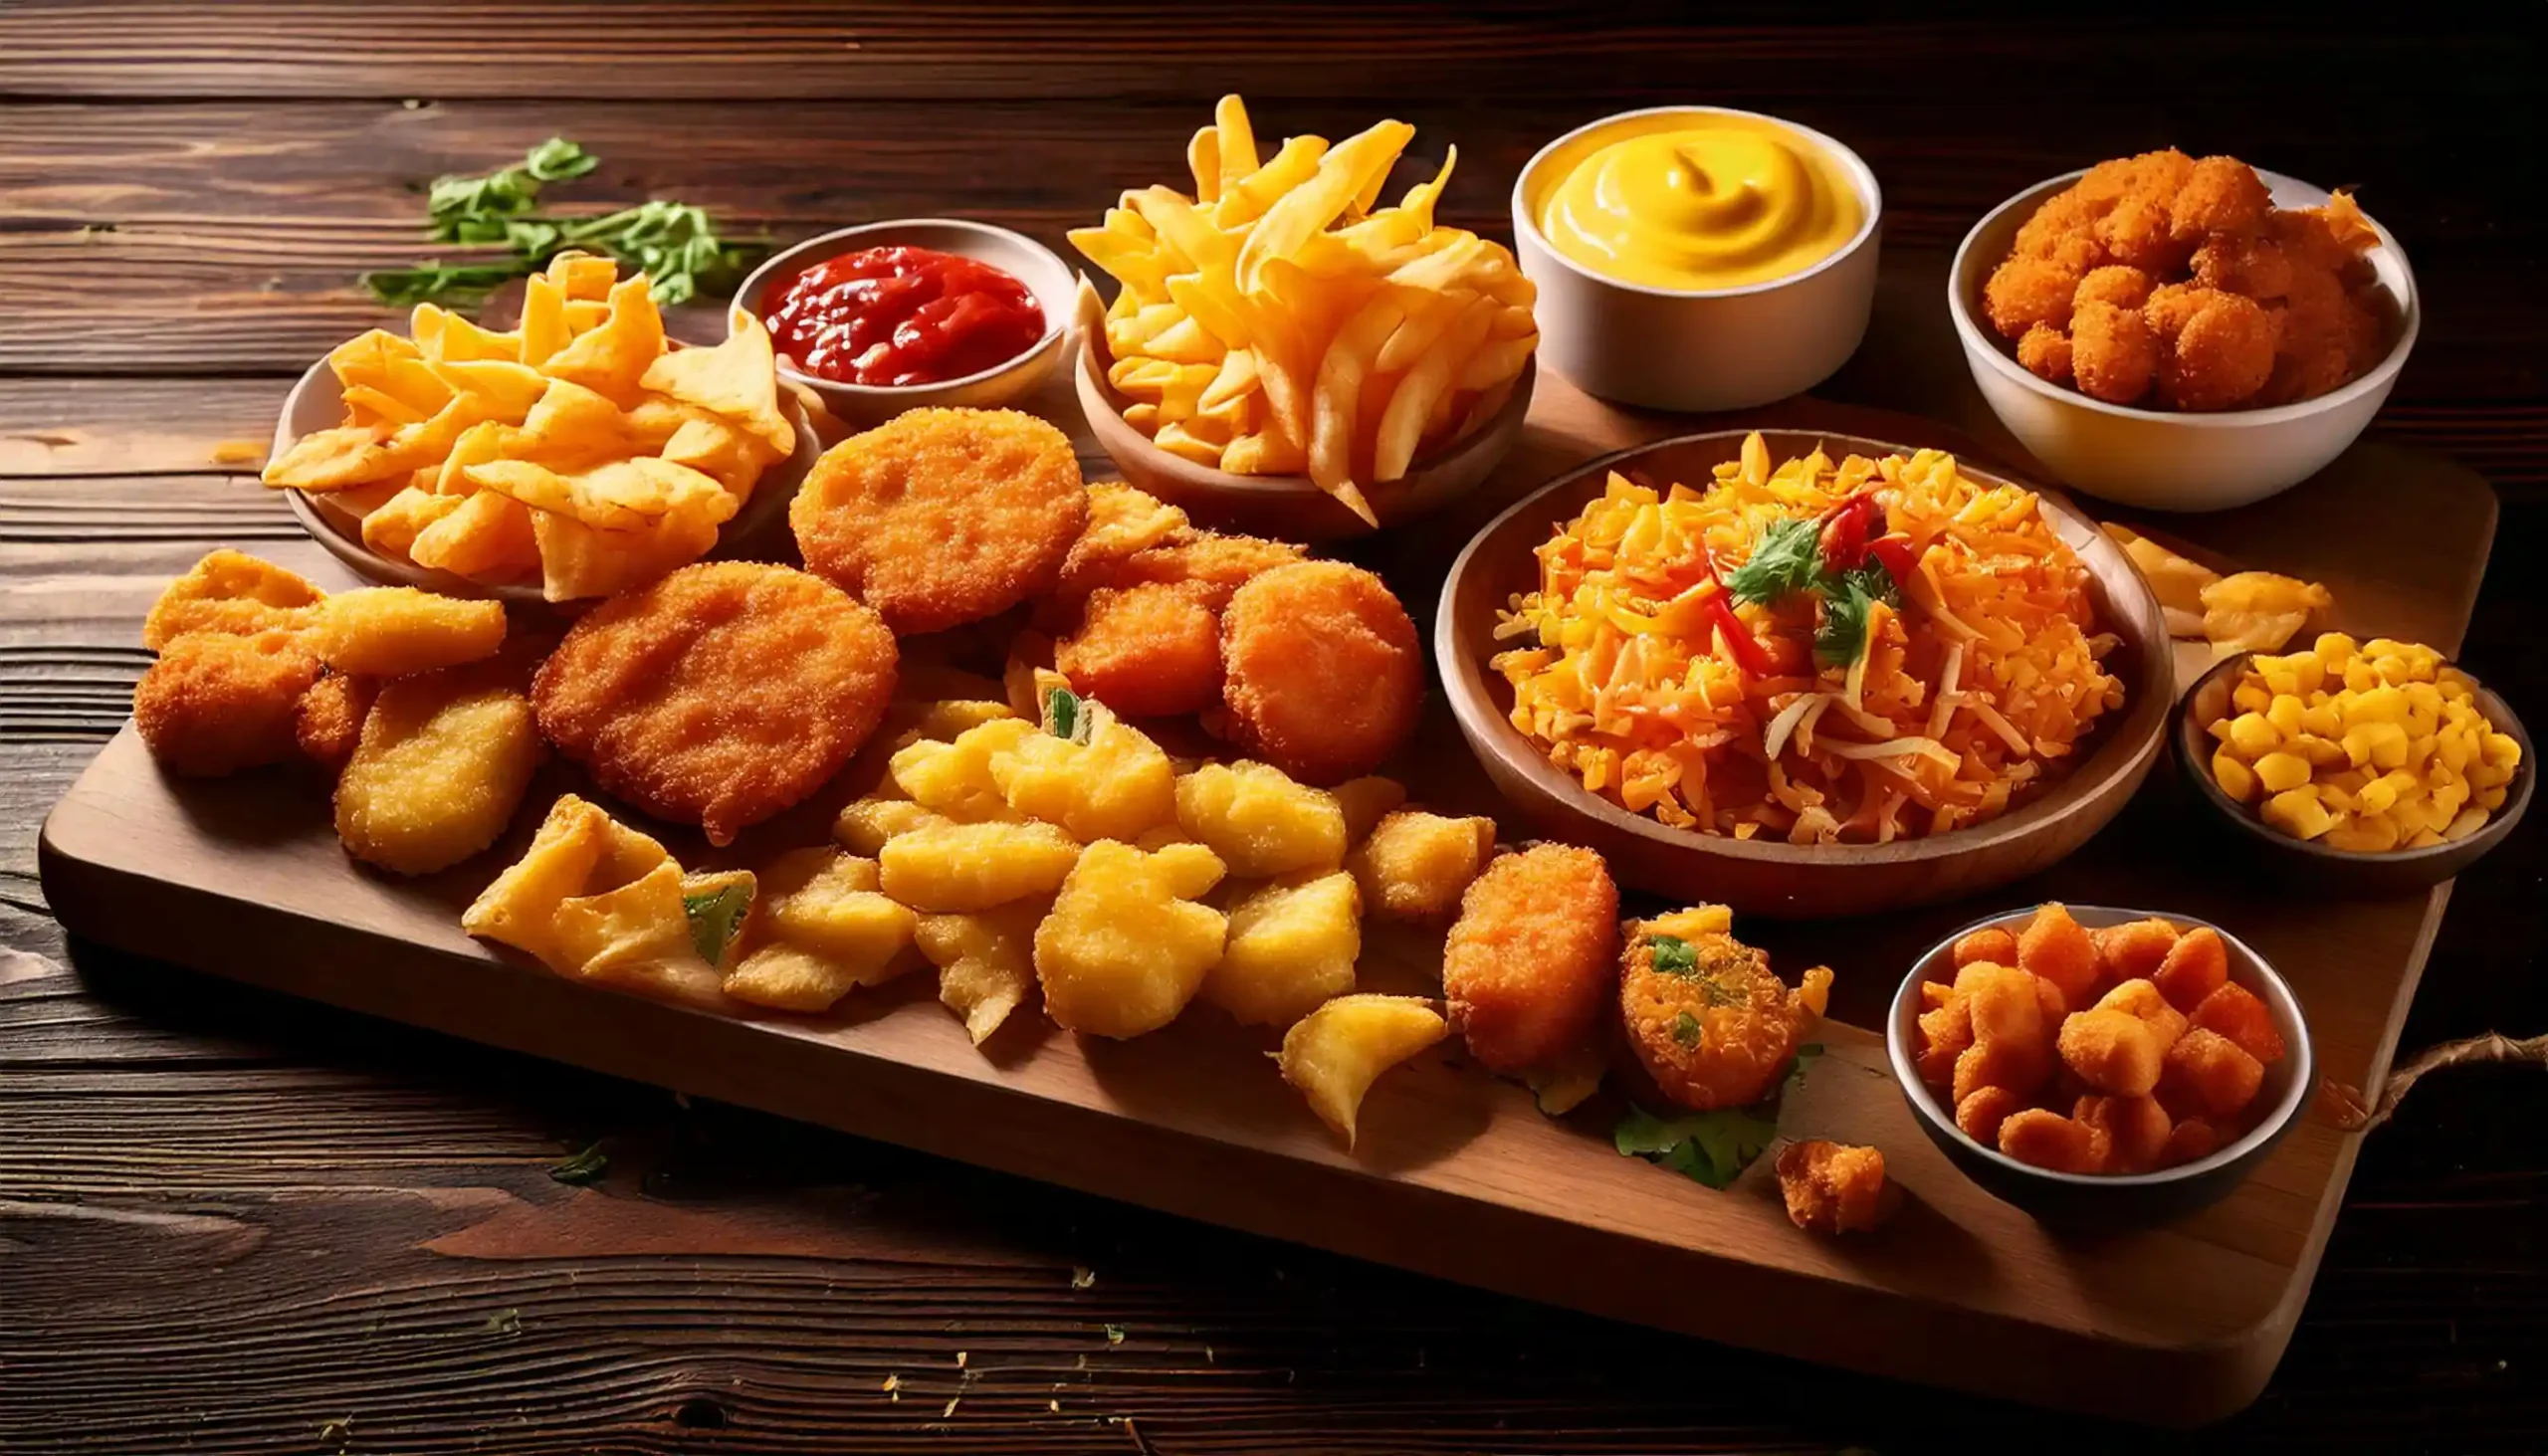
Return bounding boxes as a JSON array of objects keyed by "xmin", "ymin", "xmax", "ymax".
[
  {"xmin": 134, "ymin": 628, "xmax": 321, "ymax": 776},
  {"xmin": 1439, "ymin": 844, "xmax": 1617, "ymax": 1075},
  {"xmin": 791, "ymin": 407, "xmax": 1087, "ymax": 634},
  {"xmin": 142, "ymin": 549, "xmax": 325, "ymax": 650},
  {"xmin": 1219, "ymin": 560, "xmax": 1421, "ymax": 785},
  {"xmin": 1054, "ymin": 483, "xmax": 1191, "ymax": 603},
  {"xmin": 1620, "ymin": 906, "xmax": 1831, "ymax": 1112},
  {"xmin": 1109, "ymin": 532, "xmax": 1303, "ymax": 611},
  {"xmin": 1775, "ymin": 1140, "xmax": 1889, "ymax": 1235},
  {"xmin": 1055, "ymin": 580, "xmax": 1222, "ymax": 719},
  {"xmin": 335, "ymin": 675, "xmax": 543, "ymax": 876},
  {"xmin": 294, "ymin": 671, "xmax": 375, "ymax": 774},
  {"xmin": 532, "ymin": 562, "xmax": 898, "ymax": 845}
]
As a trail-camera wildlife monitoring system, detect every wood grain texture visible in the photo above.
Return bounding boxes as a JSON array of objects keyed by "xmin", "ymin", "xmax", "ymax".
[{"xmin": 2, "ymin": 9, "xmax": 2543, "ymax": 1452}]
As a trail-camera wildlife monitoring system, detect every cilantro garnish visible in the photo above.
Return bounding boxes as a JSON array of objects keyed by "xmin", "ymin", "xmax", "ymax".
[
  {"xmin": 1671, "ymin": 1011, "xmax": 1703, "ymax": 1048},
  {"xmin": 547, "ymin": 1143, "xmax": 609, "ymax": 1185},
  {"xmin": 1612, "ymin": 1043, "xmax": 1825, "ymax": 1190},
  {"xmin": 1811, "ymin": 560, "xmax": 1902, "ymax": 668},
  {"xmin": 1723, "ymin": 518, "xmax": 1823, "ymax": 606},
  {"xmin": 1649, "ymin": 935, "xmax": 1697, "ymax": 975},
  {"xmin": 681, "ymin": 881, "xmax": 754, "ymax": 969}
]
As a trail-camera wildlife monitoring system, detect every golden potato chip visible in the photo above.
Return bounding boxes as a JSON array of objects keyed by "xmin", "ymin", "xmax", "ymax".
[
  {"xmin": 638, "ymin": 312, "xmax": 794, "ymax": 456},
  {"xmin": 470, "ymin": 455, "xmax": 734, "ymax": 530},
  {"xmin": 408, "ymin": 489, "xmax": 541, "ymax": 580},
  {"xmin": 2102, "ymin": 522, "xmax": 2222, "ymax": 620},
  {"xmin": 530, "ymin": 503, "xmax": 726, "ymax": 602},
  {"xmin": 659, "ymin": 413, "xmax": 774, "ymax": 499},
  {"xmin": 518, "ymin": 273, "xmax": 572, "ymax": 368},
  {"xmin": 540, "ymin": 275, "xmax": 664, "ymax": 400},
  {"xmin": 432, "ymin": 419, "xmax": 518, "ymax": 495},
  {"xmin": 544, "ymin": 249, "xmax": 619, "ymax": 302},
  {"xmin": 262, "ymin": 422, "xmax": 405, "ymax": 492},
  {"xmin": 514, "ymin": 377, "xmax": 635, "ymax": 467},
  {"xmin": 141, "ymin": 548, "xmax": 326, "ymax": 650},
  {"xmin": 426, "ymin": 358, "xmax": 548, "ymax": 423},
  {"xmin": 2201, "ymin": 571, "xmax": 2334, "ymax": 656},
  {"xmin": 341, "ymin": 385, "xmax": 430, "ymax": 427},
  {"xmin": 360, "ymin": 485, "xmax": 465, "ymax": 559},
  {"xmin": 564, "ymin": 300, "xmax": 611, "ymax": 333},
  {"xmin": 463, "ymin": 795, "xmax": 724, "ymax": 1010},
  {"xmin": 411, "ymin": 304, "xmax": 521, "ymax": 364}
]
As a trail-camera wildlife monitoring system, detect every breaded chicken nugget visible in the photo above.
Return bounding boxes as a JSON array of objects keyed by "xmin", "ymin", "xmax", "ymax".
[
  {"xmin": 1055, "ymin": 483, "xmax": 1191, "ymax": 603},
  {"xmin": 2160, "ymin": 292, "xmax": 2278, "ymax": 410},
  {"xmin": 791, "ymin": 407, "xmax": 1088, "ymax": 634},
  {"xmin": 133, "ymin": 628, "xmax": 321, "ymax": 776},
  {"xmin": 1111, "ymin": 531, "xmax": 1305, "ymax": 610},
  {"xmin": 2073, "ymin": 264, "xmax": 2154, "ymax": 312},
  {"xmin": 1621, "ymin": 905, "xmax": 1831, "ymax": 1112},
  {"xmin": 1440, "ymin": 844, "xmax": 1616, "ymax": 1075},
  {"xmin": 2071, "ymin": 301, "xmax": 2158, "ymax": 404},
  {"xmin": 2170, "ymin": 155, "xmax": 2271, "ymax": 241},
  {"xmin": 1055, "ymin": 580, "xmax": 1222, "ymax": 718},
  {"xmin": 532, "ymin": 562, "xmax": 898, "ymax": 845},
  {"xmin": 335, "ymin": 675, "xmax": 543, "ymax": 875},
  {"xmin": 1983, "ymin": 255, "xmax": 2079, "ymax": 337},
  {"xmin": 142, "ymin": 549, "xmax": 324, "ymax": 650},
  {"xmin": 2191, "ymin": 231, "xmax": 2293, "ymax": 300},
  {"xmin": 310, "ymin": 586, "xmax": 507, "ymax": 678},
  {"xmin": 294, "ymin": 671, "xmax": 375, "ymax": 774},
  {"xmin": 1776, "ymin": 1140, "xmax": 1889, "ymax": 1234},
  {"xmin": 2016, "ymin": 324, "xmax": 2073, "ymax": 384},
  {"xmin": 1219, "ymin": 561, "xmax": 1421, "ymax": 785}
]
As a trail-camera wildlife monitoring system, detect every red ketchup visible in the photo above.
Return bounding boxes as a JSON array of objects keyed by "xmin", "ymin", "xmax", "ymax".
[{"xmin": 762, "ymin": 245, "xmax": 1046, "ymax": 388}]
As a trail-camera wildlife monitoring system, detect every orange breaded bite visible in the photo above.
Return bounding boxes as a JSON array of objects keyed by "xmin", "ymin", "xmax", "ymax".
[
  {"xmin": 2191, "ymin": 981, "xmax": 2286, "ymax": 1066},
  {"xmin": 2094, "ymin": 977, "xmax": 2189, "ymax": 1052},
  {"xmin": 2153, "ymin": 926, "xmax": 2230, "ymax": 1011},
  {"xmin": 2016, "ymin": 903, "xmax": 2101, "ymax": 1007},
  {"xmin": 1954, "ymin": 1036, "xmax": 2048, "ymax": 1107},
  {"xmin": 2157, "ymin": 1027, "xmax": 2265, "ymax": 1122},
  {"xmin": 2158, "ymin": 1117, "xmax": 2221, "ymax": 1168},
  {"xmin": 1983, "ymin": 255, "xmax": 2079, "ymax": 336},
  {"xmin": 1915, "ymin": 994, "xmax": 1972, "ymax": 1091},
  {"xmin": 2076, "ymin": 1093, "xmax": 2173, "ymax": 1173},
  {"xmin": 2093, "ymin": 918, "xmax": 2178, "ymax": 983},
  {"xmin": 1950, "ymin": 927, "xmax": 2018, "ymax": 969},
  {"xmin": 1439, "ymin": 844, "xmax": 1616, "ymax": 1075},
  {"xmin": 2058, "ymin": 1007, "xmax": 2164, "ymax": 1098},
  {"xmin": 1776, "ymin": 1141, "xmax": 1889, "ymax": 1235},
  {"xmin": 294, "ymin": 672, "xmax": 375, "ymax": 775},
  {"xmin": 309, "ymin": 586, "xmax": 507, "ymax": 679},
  {"xmin": 1109, "ymin": 531, "xmax": 1305, "ymax": 610},
  {"xmin": 2070, "ymin": 300, "xmax": 2158, "ymax": 405},
  {"xmin": 2192, "ymin": 232, "xmax": 2294, "ymax": 301},
  {"xmin": 1999, "ymin": 1108, "xmax": 2110, "ymax": 1173},
  {"xmin": 2016, "ymin": 323, "xmax": 2073, "ymax": 384},
  {"xmin": 1053, "ymin": 482, "xmax": 1191, "ymax": 604},
  {"xmin": 2169, "ymin": 156, "xmax": 2272, "ymax": 241},
  {"xmin": 1956, "ymin": 1084, "xmax": 2024, "ymax": 1144},
  {"xmin": 1055, "ymin": 580, "xmax": 1222, "ymax": 719},
  {"xmin": 791, "ymin": 407, "xmax": 1088, "ymax": 634},
  {"xmin": 1619, "ymin": 906, "xmax": 1830, "ymax": 1112},
  {"xmin": 2073, "ymin": 264, "xmax": 2154, "ymax": 312},
  {"xmin": 133, "ymin": 628, "xmax": 321, "ymax": 776},
  {"xmin": 142, "ymin": 548, "xmax": 325, "ymax": 651},
  {"xmin": 532, "ymin": 562, "xmax": 898, "ymax": 846},
  {"xmin": 1219, "ymin": 561, "xmax": 1421, "ymax": 785},
  {"xmin": 2160, "ymin": 293, "xmax": 2278, "ymax": 410}
]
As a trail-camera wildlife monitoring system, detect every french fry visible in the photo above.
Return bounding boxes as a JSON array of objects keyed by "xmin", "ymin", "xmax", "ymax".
[
  {"xmin": 1376, "ymin": 296, "xmax": 1496, "ymax": 483},
  {"xmin": 1186, "ymin": 125, "xmax": 1221, "ymax": 204},
  {"xmin": 1212, "ymin": 93, "xmax": 1259, "ymax": 191}
]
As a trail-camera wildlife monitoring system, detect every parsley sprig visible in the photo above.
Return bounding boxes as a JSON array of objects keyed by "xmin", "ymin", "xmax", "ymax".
[
  {"xmin": 1721, "ymin": 513, "xmax": 1905, "ymax": 670},
  {"xmin": 1612, "ymin": 1045, "xmax": 1823, "ymax": 1189},
  {"xmin": 362, "ymin": 138, "xmax": 764, "ymax": 310}
]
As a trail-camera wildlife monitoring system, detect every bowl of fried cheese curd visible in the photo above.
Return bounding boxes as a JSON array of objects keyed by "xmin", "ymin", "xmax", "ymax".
[
  {"xmin": 1887, "ymin": 902, "xmax": 2313, "ymax": 1229},
  {"xmin": 1951, "ymin": 151, "xmax": 2418, "ymax": 512}
]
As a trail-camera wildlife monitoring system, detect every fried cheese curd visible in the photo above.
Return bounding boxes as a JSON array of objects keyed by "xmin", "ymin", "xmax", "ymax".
[
  {"xmin": 791, "ymin": 407, "xmax": 1090, "ymax": 634},
  {"xmin": 1439, "ymin": 844, "xmax": 1617, "ymax": 1075},
  {"xmin": 1776, "ymin": 1140, "xmax": 1890, "ymax": 1235},
  {"xmin": 1986, "ymin": 149, "xmax": 2387, "ymax": 410},
  {"xmin": 531, "ymin": 561, "xmax": 898, "ymax": 845},
  {"xmin": 1620, "ymin": 905, "xmax": 1832, "ymax": 1112},
  {"xmin": 1219, "ymin": 560, "xmax": 1422, "ymax": 785},
  {"xmin": 133, "ymin": 628, "xmax": 322, "ymax": 776},
  {"xmin": 1919, "ymin": 904, "xmax": 2287, "ymax": 1174}
]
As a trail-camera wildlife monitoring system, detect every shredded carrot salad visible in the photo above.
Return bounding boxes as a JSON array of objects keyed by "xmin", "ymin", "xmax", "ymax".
[{"xmin": 1490, "ymin": 433, "xmax": 2125, "ymax": 844}]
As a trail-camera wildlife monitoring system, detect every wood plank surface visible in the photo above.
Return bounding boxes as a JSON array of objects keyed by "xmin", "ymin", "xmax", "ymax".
[{"xmin": 2, "ymin": 9, "xmax": 2542, "ymax": 1453}]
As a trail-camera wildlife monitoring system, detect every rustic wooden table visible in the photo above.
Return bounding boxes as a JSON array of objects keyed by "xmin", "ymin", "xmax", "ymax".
[{"xmin": 3, "ymin": 8, "xmax": 2540, "ymax": 1452}]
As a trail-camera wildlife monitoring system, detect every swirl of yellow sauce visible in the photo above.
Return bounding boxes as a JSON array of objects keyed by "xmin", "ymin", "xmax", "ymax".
[{"xmin": 1535, "ymin": 114, "xmax": 1862, "ymax": 292}]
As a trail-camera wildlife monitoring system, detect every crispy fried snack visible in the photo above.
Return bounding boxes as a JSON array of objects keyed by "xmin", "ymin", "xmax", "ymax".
[
  {"xmin": 1620, "ymin": 905, "xmax": 1832, "ymax": 1112},
  {"xmin": 1439, "ymin": 843, "xmax": 1616, "ymax": 1075},
  {"xmin": 294, "ymin": 672, "xmax": 375, "ymax": 774},
  {"xmin": 1108, "ymin": 532, "xmax": 1304, "ymax": 610},
  {"xmin": 142, "ymin": 549, "xmax": 324, "ymax": 650},
  {"xmin": 334, "ymin": 673, "xmax": 543, "ymax": 875},
  {"xmin": 531, "ymin": 562, "xmax": 898, "ymax": 845},
  {"xmin": 1056, "ymin": 580, "xmax": 1223, "ymax": 719},
  {"xmin": 310, "ymin": 586, "xmax": 508, "ymax": 678},
  {"xmin": 132, "ymin": 628, "xmax": 321, "ymax": 776},
  {"xmin": 1053, "ymin": 483, "xmax": 1191, "ymax": 605},
  {"xmin": 791, "ymin": 407, "xmax": 1088, "ymax": 634},
  {"xmin": 1776, "ymin": 1140, "xmax": 1889, "ymax": 1234},
  {"xmin": 1218, "ymin": 560, "xmax": 1421, "ymax": 785}
]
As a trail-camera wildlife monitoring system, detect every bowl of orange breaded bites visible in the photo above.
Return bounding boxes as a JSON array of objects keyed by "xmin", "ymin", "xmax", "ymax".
[{"xmin": 1949, "ymin": 151, "xmax": 2418, "ymax": 512}]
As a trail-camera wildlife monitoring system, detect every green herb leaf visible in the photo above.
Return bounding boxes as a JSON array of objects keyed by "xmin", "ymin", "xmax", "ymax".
[
  {"xmin": 1671, "ymin": 1010, "xmax": 1703, "ymax": 1048},
  {"xmin": 359, "ymin": 259, "xmax": 533, "ymax": 309},
  {"xmin": 1611, "ymin": 1044, "xmax": 1824, "ymax": 1190},
  {"xmin": 1102, "ymin": 1324, "xmax": 1127, "ymax": 1346},
  {"xmin": 1648, "ymin": 934, "xmax": 1696, "ymax": 975},
  {"xmin": 548, "ymin": 1143, "xmax": 608, "ymax": 1185},
  {"xmin": 682, "ymin": 880, "xmax": 755, "ymax": 968},
  {"xmin": 522, "ymin": 135, "xmax": 598, "ymax": 183},
  {"xmin": 1811, "ymin": 561, "xmax": 1901, "ymax": 668},
  {"xmin": 1724, "ymin": 518, "xmax": 1823, "ymax": 606},
  {"xmin": 1046, "ymin": 686, "xmax": 1081, "ymax": 741}
]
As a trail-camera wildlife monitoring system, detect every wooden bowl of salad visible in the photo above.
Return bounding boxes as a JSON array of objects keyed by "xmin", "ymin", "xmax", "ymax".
[{"xmin": 1435, "ymin": 429, "xmax": 2174, "ymax": 919}]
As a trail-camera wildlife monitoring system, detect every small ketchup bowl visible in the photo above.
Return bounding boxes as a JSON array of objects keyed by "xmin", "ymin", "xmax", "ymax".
[{"xmin": 731, "ymin": 219, "xmax": 1075, "ymax": 427}]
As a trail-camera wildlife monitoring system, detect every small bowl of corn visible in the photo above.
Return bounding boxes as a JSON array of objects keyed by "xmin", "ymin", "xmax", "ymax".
[{"xmin": 2176, "ymin": 633, "xmax": 2531, "ymax": 893}]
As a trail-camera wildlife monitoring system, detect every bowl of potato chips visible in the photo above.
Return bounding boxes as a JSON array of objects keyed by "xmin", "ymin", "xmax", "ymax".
[
  {"xmin": 1069, "ymin": 96, "xmax": 1541, "ymax": 539},
  {"xmin": 265, "ymin": 252, "xmax": 818, "ymax": 605}
]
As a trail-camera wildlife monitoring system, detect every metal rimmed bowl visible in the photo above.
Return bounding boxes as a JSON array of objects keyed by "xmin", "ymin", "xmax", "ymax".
[
  {"xmin": 2173, "ymin": 648, "xmax": 2532, "ymax": 894},
  {"xmin": 1435, "ymin": 429, "xmax": 2174, "ymax": 920},
  {"xmin": 730, "ymin": 217, "xmax": 1075, "ymax": 428},
  {"xmin": 1886, "ymin": 904, "xmax": 2315, "ymax": 1229},
  {"xmin": 273, "ymin": 351, "xmax": 822, "ymax": 608}
]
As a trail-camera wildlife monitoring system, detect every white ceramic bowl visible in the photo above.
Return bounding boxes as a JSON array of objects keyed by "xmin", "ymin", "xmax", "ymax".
[
  {"xmin": 1510, "ymin": 105, "xmax": 1882, "ymax": 413},
  {"xmin": 1950, "ymin": 168, "xmax": 2420, "ymax": 512},
  {"xmin": 271, "ymin": 353, "xmax": 821, "ymax": 607},
  {"xmin": 730, "ymin": 218, "xmax": 1075, "ymax": 429}
]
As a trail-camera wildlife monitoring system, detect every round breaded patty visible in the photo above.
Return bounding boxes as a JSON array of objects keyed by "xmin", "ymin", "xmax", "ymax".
[
  {"xmin": 1219, "ymin": 560, "xmax": 1420, "ymax": 785},
  {"xmin": 790, "ymin": 407, "xmax": 1087, "ymax": 634},
  {"xmin": 1620, "ymin": 919, "xmax": 1830, "ymax": 1112},
  {"xmin": 532, "ymin": 562, "xmax": 897, "ymax": 845},
  {"xmin": 1440, "ymin": 844, "xmax": 1617, "ymax": 1074},
  {"xmin": 133, "ymin": 627, "xmax": 321, "ymax": 777}
]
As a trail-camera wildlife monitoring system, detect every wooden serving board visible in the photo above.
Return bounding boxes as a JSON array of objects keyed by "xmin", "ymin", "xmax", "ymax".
[{"xmin": 38, "ymin": 363, "xmax": 2498, "ymax": 1426}]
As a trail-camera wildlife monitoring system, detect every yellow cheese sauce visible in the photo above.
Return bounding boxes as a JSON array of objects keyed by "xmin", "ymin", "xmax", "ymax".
[{"xmin": 1533, "ymin": 112, "xmax": 1862, "ymax": 292}]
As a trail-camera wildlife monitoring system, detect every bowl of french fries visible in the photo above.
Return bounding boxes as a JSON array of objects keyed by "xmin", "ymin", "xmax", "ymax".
[{"xmin": 1070, "ymin": 96, "xmax": 1541, "ymax": 540}]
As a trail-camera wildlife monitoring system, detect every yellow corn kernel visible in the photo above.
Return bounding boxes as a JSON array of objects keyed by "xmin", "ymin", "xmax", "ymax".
[
  {"xmin": 2298, "ymin": 700, "xmax": 2342, "ymax": 737},
  {"xmin": 2314, "ymin": 632, "xmax": 2359, "ymax": 672},
  {"xmin": 2341, "ymin": 721, "xmax": 2410, "ymax": 770},
  {"xmin": 2211, "ymin": 749, "xmax": 2257, "ymax": 803},
  {"xmin": 2232, "ymin": 682, "xmax": 2273, "ymax": 715},
  {"xmin": 2442, "ymin": 806, "xmax": 2492, "ymax": 842},
  {"xmin": 2265, "ymin": 694, "xmax": 2305, "ymax": 738},
  {"xmin": 2288, "ymin": 732, "xmax": 2347, "ymax": 767},
  {"xmin": 2262, "ymin": 787, "xmax": 2335, "ymax": 841},
  {"xmin": 2228, "ymin": 712, "xmax": 2279, "ymax": 758},
  {"xmin": 2321, "ymin": 814, "xmax": 2401, "ymax": 854},
  {"xmin": 2342, "ymin": 686, "xmax": 2408, "ymax": 728},
  {"xmin": 2342, "ymin": 659, "xmax": 2381, "ymax": 694},
  {"xmin": 2252, "ymin": 750, "xmax": 2313, "ymax": 794}
]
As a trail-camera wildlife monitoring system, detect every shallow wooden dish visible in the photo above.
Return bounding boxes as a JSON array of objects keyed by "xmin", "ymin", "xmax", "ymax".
[
  {"xmin": 1075, "ymin": 341, "xmax": 1535, "ymax": 541},
  {"xmin": 273, "ymin": 353, "xmax": 822, "ymax": 607},
  {"xmin": 1437, "ymin": 430, "xmax": 2175, "ymax": 919}
]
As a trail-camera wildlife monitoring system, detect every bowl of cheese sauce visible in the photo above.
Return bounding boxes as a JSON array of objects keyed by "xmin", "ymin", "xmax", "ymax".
[{"xmin": 1514, "ymin": 107, "xmax": 1881, "ymax": 412}]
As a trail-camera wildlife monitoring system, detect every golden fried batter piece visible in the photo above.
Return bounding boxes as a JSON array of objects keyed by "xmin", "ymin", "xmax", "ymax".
[
  {"xmin": 1439, "ymin": 844, "xmax": 1616, "ymax": 1075},
  {"xmin": 1776, "ymin": 1140, "xmax": 1889, "ymax": 1235},
  {"xmin": 1620, "ymin": 906, "xmax": 1832, "ymax": 1112},
  {"xmin": 1219, "ymin": 560, "xmax": 1421, "ymax": 785},
  {"xmin": 141, "ymin": 548, "xmax": 324, "ymax": 650},
  {"xmin": 2191, "ymin": 232, "xmax": 2293, "ymax": 301},
  {"xmin": 531, "ymin": 562, "xmax": 898, "ymax": 845},
  {"xmin": 2070, "ymin": 301, "xmax": 2158, "ymax": 405},
  {"xmin": 1110, "ymin": 531, "xmax": 1305, "ymax": 611},
  {"xmin": 132, "ymin": 628, "xmax": 321, "ymax": 776},
  {"xmin": 1983, "ymin": 255, "xmax": 2079, "ymax": 337},
  {"xmin": 309, "ymin": 586, "xmax": 507, "ymax": 679},
  {"xmin": 2016, "ymin": 323, "xmax": 2073, "ymax": 385},
  {"xmin": 294, "ymin": 671, "xmax": 375, "ymax": 775},
  {"xmin": 335, "ymin": 674, "xmax": 543, "ymax": 876},
  {"xmin": 2159, "ymin": 291, "xmax": 2278, "ymax": 410},
  {"xmin": 2072, "ymin": 264, "xmax": 2153, "ymax": 312},
  {"xmin": 790, "ymin": 407, "xmax": 1088, "ymax": 634},
  {"xmin": 1055, "ymin": 580, "xmax": 1222, "ymax": 719},
  {"xmin": 2169, "ymin": 155, "xmax": 2272, "ymax": 241},
  {"xmin": 1054, "ymin": 483, "xmax": 1191, "ymax": 603}
]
